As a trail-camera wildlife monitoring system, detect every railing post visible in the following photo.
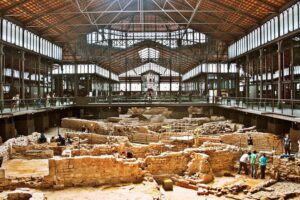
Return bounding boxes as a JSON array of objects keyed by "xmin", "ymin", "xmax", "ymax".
[{"xmin": 291, "ymin": 100, "xmax": 294, "ymax": 116}]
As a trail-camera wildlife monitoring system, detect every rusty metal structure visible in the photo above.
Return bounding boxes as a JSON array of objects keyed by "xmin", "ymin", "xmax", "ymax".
[{"xmin": 0, "ymin": 0, "xmax": 298, "ymax": 109}]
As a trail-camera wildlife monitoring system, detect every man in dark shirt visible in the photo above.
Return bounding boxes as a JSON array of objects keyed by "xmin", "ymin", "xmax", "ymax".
[
  {"xmin": 247, "ymin": 134, "xmax": 253, "ymax": 150},
  {"xmin": 283, "ymin": 134, "xmax": 291, "ymax": 155}
]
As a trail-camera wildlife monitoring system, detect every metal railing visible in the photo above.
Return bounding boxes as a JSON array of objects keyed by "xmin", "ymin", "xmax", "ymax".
[
  {"xmin": 90, "ymin": 95, "xmax": 210, "ymax": 104},
  {"xmin": 0, "ymin": 97, "xmax": 75, "ymax": 114},
  {"xmin": 217, "ymin": 97, "xmax": 300, "ymax": 117},
  {"xmin": 2, "ymin": 95, "xmax": 300, "ymax": 117}
]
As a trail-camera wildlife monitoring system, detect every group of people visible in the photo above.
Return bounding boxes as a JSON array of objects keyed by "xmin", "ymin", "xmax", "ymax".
[
  {"xmin": 45, "ymin": 93, "xmax": 57, "ymax": 107},
  {"xmin": 38, "ymin": 132, "xmax": 72, "ymax": 146},
  {"xmin": 238, "ymin": 151, "xmax": 267, "ymax": 179},
  {"xmin": 238, "ymin": 134, "xmax": 297, "ymax": 179}
]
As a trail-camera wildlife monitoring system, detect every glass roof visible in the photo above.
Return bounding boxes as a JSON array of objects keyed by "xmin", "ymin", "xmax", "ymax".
[
  {"xmin": 119, "ymin": 62, "xmax": 179, "ymax": 77},
  {"xmin": 138, "ymin": 48, "xmax": 159, "ymax": 62},
  {"xmin": 87, "ymin": 28, "xmax": 207, "ymax": 49}
]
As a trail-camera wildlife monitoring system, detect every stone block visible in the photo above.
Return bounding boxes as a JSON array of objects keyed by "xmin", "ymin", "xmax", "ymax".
[
  {"xmin": 0, "ymin": 169, "xmax": 5, "ymax": 179},
  {"xmin": 162, "ymin": 179, "xmax": 173, "ymax": 191}
]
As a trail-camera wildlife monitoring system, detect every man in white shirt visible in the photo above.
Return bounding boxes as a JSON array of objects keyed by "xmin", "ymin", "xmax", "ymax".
[{"xmin": 238, "ymin": 152, "xmax": 251, "ymax": 175}]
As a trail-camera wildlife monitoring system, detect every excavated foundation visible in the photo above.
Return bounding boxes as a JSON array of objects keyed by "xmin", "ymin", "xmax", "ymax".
[{"xmin": 0, "ymin": 107, "xmax": 299, "ymax": 200}]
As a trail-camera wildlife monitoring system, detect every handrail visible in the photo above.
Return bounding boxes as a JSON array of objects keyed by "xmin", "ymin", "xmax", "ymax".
[
  {"xmin": 0, "ymin": 97, "xmax": 75, "ymax": 114},
  {"xmin": 1, "ymin": 96, "xmax": 300, "ymax": 117}
]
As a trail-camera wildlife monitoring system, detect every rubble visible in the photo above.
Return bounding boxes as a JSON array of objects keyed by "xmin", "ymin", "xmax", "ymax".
[
  {"xmin": 61, "ymin": 118, "xmax": 109, "ymax": 134},
  {"xmin": 197, "ymin": 120, "xmax": 237, "ymax": 135},
  {"xmin": 0, "ymin": 188, "xmax": 45, "ymax": 200}
]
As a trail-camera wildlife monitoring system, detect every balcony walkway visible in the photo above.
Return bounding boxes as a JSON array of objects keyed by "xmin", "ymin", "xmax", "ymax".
[{"xmin": 1, "ymin": 97, "xmax": 300, "ymax": 123}]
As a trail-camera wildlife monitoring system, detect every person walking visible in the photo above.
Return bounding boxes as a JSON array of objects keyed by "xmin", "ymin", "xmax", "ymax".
[
  {"xmin": 238, "ymin": 152, "xmax": 251, "ymax": 175},
  {"xmin": 283, "ymin": 134, "xmax": 291, "ymax": 155},
  {"xmin": 259, "ymin": 153, "xmax": 267, "ymax": 179},
  {"xmin": 250, "ymin": 150, "xmax": 257, "ymax": 178}
]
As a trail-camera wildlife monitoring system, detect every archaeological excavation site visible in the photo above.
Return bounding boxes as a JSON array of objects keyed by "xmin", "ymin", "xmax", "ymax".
[
  {"xmin": 0, "ymin": 106, "xmax": 300, "ymax": 200},
  {"xmin": 1, "ymin": 0, "xmax": 300, "ymax": 199}
]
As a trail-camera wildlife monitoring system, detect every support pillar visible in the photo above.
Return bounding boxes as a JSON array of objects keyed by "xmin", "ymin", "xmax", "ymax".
[
  {"xmin": 277, "ymin": 41, "xmax": 283, "ymax": 106},
  {"xmin": 290, "ymin": 41, "xmax": 294, "ymax": 115},
  {"xmin": 235, "ymin": 62, "xmax": 240, "ymax": 97},
  {"xmin": 0, "ymin": 44, "xmax": 4, "ymax": 110},
  {"xmin": 21, "ymin": 51, "xmax": 25, "ymax": 99},
  {"xmin": 259, "ymin": 49, "xmax": 263, "ymax": 99},
  {"xmin": 245, "ymin": 55, "xmax": 249, "ymax": 99},
  {"xmin": 74, "ymin": 63, "xmax": 78, "ymax": 97},
  {"xmin": 169, "ymin": 59, "xmax": 172, "ymax": 96},
  {"xmin": 37, "ymin": 56, "xmax": 41, "ymax": 97},
  {"xmin": 109, "ymin": 70, "xmax": 112, "ymax": 104}
]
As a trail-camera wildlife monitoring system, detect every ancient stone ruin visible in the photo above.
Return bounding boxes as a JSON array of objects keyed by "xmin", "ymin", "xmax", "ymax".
[{"xmin": 0, "ymin": 106, "xmax": 299, "ymax": 200}]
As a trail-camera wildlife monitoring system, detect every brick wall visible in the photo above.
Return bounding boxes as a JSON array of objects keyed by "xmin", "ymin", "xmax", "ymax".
[
  {"xmin": 45, "ymin": 156, "xmax": 144, "ymax": 187},
  {"xmin": 220, "ymin": 132, "xmax": 284, "ymax": 153},
  {"xmin": 144, "ymin": 152, "xmax": 191, "ymax": 175}
]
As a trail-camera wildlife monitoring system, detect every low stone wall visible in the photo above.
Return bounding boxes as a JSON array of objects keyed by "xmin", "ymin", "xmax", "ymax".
[
  {"xmin": 65, "ymin": 132, "xmax": 129, "ymax": 144},
  {"xmin": 144, "ymin": 152, "xmax": 191, "ymax": 175},
  {"xmin": 11, "ymin": 145, "xmax": 54, "ymax": 159},
  {"xmin": 129, "ymin": 133, "xmax": 160, "ymax": 144},
  {"xmin": 61, "ymin": 118, "xmax": 109, "ymax": 134},
  {"xmin": 270, "ymin": 157, "xmax": 300, "ymax": 182},
  {"xmin": 113, "ymin": 125, "xmax": 149, "ymax": 135},
  {"xmin": 72, "ymin": 144, "xmax": 118, "ymax": 156},
  {"xmin": 45, "ymin": 156, "xmax": 144, "ymax": 187},
  {"xmin": 184, "ymin": 143, "xmax": 241, "ymax": 174},
  {"xmin": 219, "ymin": 132, "xmax": 284, "ymax": 153},
  {"xmin": 0, "ymin": 133, "xmax": 40, "ymax": 163},
  {"xmin": 128, "ymin": 143, "xmax": 170, "ymax": 158}
]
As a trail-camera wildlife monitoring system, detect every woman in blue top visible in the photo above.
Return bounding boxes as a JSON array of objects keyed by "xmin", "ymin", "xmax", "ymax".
[{"xmin": 259, "ymin": 153, "xmax": 267, "ymax": 179}]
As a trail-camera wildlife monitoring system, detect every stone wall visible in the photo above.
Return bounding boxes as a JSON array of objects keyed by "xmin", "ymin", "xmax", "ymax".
[
  {"xmin": 65, "ymin": 132, "xmax": 129, "ymax": 144},
  {"xmin": 129, "ymin": 133, "xmax": 160, "ymax": 144},
  {"xmin": 220, "ymin": 132, "xmax": 284, "ymax": 153},
  {"xmin": 61, "ymin": 118, "xmax": 109, "ymax": 134},
  {"xmin": 200, "ymin": 148, "xmax": 241, "ymax": 173},
  {"xmin": 270, "ymin": 157, "xmax": 300, "ymax": 182},
  {"xmin": 128, "ymin": 143, "xmax": 170, "ymax": 158},
  {"xmin": 144, "ymin": 152, "xmax": 191, "ymax": 175},
  {"xmin": 45, "ymin": 156, "xmax": 144, "ymax": 187},
  {"xmin": 71, "ymin": 144, "xmax": 118, "ymax": 156},
  {"xmin": 0, "ymin": 133, "xmax": 40, "ymax": 163},
  {"xmin": 184, "ymin": 143, "xmax": 241, "ymax": 174},
  {"xmin": 11, "ymin": 145, "xmax": 53, "ymax": 159}
]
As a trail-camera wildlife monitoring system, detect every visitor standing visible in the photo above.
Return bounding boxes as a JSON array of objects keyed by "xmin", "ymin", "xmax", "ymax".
[
  {"xmin": 250, "ymin": 150, "xmax": 257, "ymax": 178},
  {"xmin": 259, "ymin": 153, "xmax": 267, "ymax": 179},
  {"xmin": 11, "ymin": 95, "xmax": 17, "ymax": 111},
  {"xmin": 283, "ymin": 134, "xmax": 291, "ymax": 155},
  {"xmin": 238, "ymin": 152, "xmax": 251, "ymax": 175},
  {"xmin": 247, "ymin": 134, "xmax": 253, "ymax": 150},
  {"xmin": 46, "ymin": 93, "xmax": 51, "ymax": 107}
]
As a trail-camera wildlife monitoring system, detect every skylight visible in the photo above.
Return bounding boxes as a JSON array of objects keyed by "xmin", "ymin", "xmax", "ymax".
[
  {"xmin": 138, "ymin": 48, "xmax": 160, "ymax": 62},
  {"xmin": 87, "ymin": 28, "xmax": 207, "ymax": 49},
  {"xmin": 119, "ymin": 62, "xmax": 179, "ymax": 77}
]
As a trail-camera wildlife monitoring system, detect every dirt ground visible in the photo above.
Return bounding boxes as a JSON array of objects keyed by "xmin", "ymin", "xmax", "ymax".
[
  {"xmin": 2, "ymin": 159, "xmax": 49, "ymax": 178},
  {"xmin": 250, "ymin": 182, "xmax": 300, "ymax": 199},
  {"xmin": 39, "ymin": 183, "xmax": 161, "ymax": 200}
]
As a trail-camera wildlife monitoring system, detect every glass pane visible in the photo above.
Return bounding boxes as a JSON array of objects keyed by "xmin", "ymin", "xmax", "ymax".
[
  {"xmin": 294, "ymin": 5, "xmax": 299, "ymax": 30},
  {"xmin": 2, "ymin": 20, "xmax": 7, "ymax": 41}
]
